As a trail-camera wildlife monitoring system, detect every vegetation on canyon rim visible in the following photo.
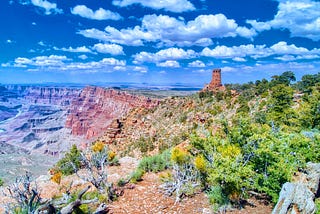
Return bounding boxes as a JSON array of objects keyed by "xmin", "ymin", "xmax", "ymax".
[
  {"xmin": 3, "ymin": 71, "xmax": 320, "ymax": 213},
  {"xmin": 129, "ymin": 71, "xmax": 320, "ymax": 210}
]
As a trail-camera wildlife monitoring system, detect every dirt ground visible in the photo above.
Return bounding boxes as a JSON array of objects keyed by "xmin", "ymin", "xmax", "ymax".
[
  {"xmin": 109, "ymin": 173, "xmax": 273, "ymax": 214},
  {"xmin": 0, "ymin": 157, "xmax": 273, "ymax": 213}
]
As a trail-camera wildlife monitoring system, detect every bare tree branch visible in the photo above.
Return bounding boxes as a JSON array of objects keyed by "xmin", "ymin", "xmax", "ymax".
[{"xmin": 60, "ymin": 185, "xmax": 91, "ymax": 214}]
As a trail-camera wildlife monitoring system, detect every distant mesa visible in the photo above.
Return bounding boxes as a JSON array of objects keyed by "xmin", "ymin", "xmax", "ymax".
[{"xmin": 202, "ymin": 68, "xmax": 225, "ymax": 92}]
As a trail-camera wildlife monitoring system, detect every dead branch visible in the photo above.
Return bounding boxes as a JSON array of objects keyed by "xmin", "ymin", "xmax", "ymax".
[
  {"xmin": 94, "ymin": 203, "xmax": 109, "ymax": 214},
  {"xmin": 5, "ymin": 171, "xmax": 41, "ymax": 213},
  {"xmin": 60, "ymin": 185, "xmax": 91, "ymax": 214},
  {"xmin": 160, "ymin": 163, "xmax": 201, "ymax": 203}
]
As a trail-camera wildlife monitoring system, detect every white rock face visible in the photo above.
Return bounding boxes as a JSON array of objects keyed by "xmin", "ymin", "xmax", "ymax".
[{"xmin": 272, "ymin": 162, "xmax": 320, "ymax": 214}]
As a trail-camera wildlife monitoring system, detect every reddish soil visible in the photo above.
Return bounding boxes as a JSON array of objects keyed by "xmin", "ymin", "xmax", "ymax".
[
  {"xmin": 0, "ymin": 157, "xmax": 273, "ymax": 214},
  {"xmin": 109, "ymin": 173, "xmax": 273, "ymax": 214},
  {"xmin": 109, "ymin": 173, "xmax": 211, "ymax": 214}
]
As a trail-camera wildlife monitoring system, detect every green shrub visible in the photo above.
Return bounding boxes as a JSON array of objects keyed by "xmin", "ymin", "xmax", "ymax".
[
  {"xmin": 129, "ymin": 150, "xmax": 171, "ymax": 184},
  {"xmin": 74, "ymin": 204, "xmax": 90, "ymax": 214},
  {"xmin": 130, "ymin": 168, "xmax": 145, "ymax": 183},
  {"xmin": 117, "ymin": 178, "xmax": 127, "ymax": 187},
  {"xmin": 179, "ymin": 114, "xmax": 188, "ymax": 123},
  {"xmin": 315, "ymin": 198, "xmax": 320, "ymax": 214},
  {"xmin": 207, "ymin": 186, "xmax": 228, "ymax": 209},
  {"xmin": 82, "ymin": 190, "xmax": 99, "ymax": 200},
  {"xmin": 134, "ymin": 137, "xmax": 155, "ymax": 154},
  {"xmin": 56, "ymin": 144, "xmax": 81, "ymax": 175},
  {"xmin": 138, "ymin": 149, "xmax": 171, "ymax": 173},
  {"xmin": 0, "ymin": 178, "xmax": 3, "ymax": 186}
]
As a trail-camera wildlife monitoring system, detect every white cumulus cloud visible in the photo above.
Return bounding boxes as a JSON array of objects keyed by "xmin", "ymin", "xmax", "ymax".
[
  {"xmin": 78, "ymin": 55, "xmax": 88, "ymax": 60},
  {"xmin": 79, "ymin": 26, "xmax": 155, "ymax": 46},
  {"xmin": 157, "ymin": 60, "xmax": 180, "ymax": 68},
  {"xmin": 112, "ymin": 0, "xmax": 195, "ymax": 13},
  {"xmin": 201, "ymin": 41, "xmax": 320, "ymax": 61},
  {"xmin": 188, "ymin": 60, "xmax": 205, "ymax": 67},
  {"xmin": 247, "ymin": 0, "xmax": 320, "ymax": 41},
  {"xmin": 93, "ymin": 43, "xmax": 125, "ymax": 55},
  {"xmin": 7, "ymin": 54, "xmax": 129, "ymax": 73},
  {"xmin": 71, "ymin": 5, "xmax": 122, "ymax": 20},
  {"xmin": 78, "ymin": 14, "xmax": 256, "ymax": 47},
  {"xmin": 232, "ymin": 57, "xmax": 246, "ymax": 62},
  {"xmin": 134, "ymin": 47, "xmax": 196, "ymax": 64},
  {"xmin": 100, "ymin": 58, "xmax": 126, "ymax": 66},
  {"xmin": 133, "ymin": 66, "xmax": 148, "ymax": 73},
  {"xmin": 14, "ymin": 55, "xmax": 69, "ymax": 67},
  {"xmin": 30, "ymin": 0, "xmax": 62, "ymax": 15},
  {"xmin": 54, "ymin": 46, "xmax": 93, "ymax": 53}
]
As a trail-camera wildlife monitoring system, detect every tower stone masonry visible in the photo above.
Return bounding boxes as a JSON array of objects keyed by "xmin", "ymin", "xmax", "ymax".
[
  {"xmin": 202, "ymin": 68, "xmax": 223, "ymax": 91},
  {"xmin": 211, "ymin": 68, "xmax": 222, "ymax": 88}
]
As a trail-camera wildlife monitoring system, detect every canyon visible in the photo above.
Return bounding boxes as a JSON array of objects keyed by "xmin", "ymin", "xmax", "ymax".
[
  {"xmin": 0, "ymin": 85, "xmax": 160, "ymax": 155},
  {"xmin": 0, "ymin": 85, "xmax": 82, "ymax": 156},
  {"xmin": 0, "ymin": 85, "xmax": 161, "ymax": 182}
]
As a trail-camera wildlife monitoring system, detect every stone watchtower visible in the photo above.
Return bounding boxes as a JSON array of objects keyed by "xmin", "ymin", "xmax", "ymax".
[
  {"xmin": 211, "ymin": 68, "xmax": 222, "ymax": 88},
  {"xmin": 202, "ymin": 68, "xmax": 223, "ymax": 91}
]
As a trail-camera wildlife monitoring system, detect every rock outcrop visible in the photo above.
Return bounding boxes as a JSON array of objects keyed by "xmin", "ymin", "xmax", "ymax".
[
  {"xmin": 65, "ymin": 86, "xmax": 159, "ymax": 139},
  {"xmin": 272, "ymin": 162, "xmax": 320, "ymax": 214}
]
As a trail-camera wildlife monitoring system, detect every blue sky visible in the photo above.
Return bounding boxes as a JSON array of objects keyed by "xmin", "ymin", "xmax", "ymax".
[{"xmin": 0, "ymin": 0, "xmax": 320, "ymax": 85}]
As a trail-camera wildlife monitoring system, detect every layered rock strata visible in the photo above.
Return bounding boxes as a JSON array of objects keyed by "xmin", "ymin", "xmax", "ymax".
[{"xmin": 65, "ymin": 86, "xmax": 159, "ymax": 139}]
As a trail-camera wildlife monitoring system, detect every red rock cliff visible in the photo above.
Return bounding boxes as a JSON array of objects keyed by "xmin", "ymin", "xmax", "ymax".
[{"xmin": 65, "ymin": 86, "xmax": 159, "ymax": 139}]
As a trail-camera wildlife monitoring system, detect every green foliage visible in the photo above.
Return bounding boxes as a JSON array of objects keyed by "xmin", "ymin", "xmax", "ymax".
[
  {"xmin": 255, "ymin": 78, "xmax": 269, "ymax": 96},
  {"xmin": 295, "ymin": 72, "xmax": 320, "ymax": 93},
  {"xmin": 191, "ymin": 135, "xmax": 253, "ymax": 204},
  {"xmin": 13, "ymin": 207, "xmax": 28, "ymax": 214},
  {"xmin": 194, "ymin": 155, "xmax": 206, "ymax": 173},
  {"xmin": 270, "ymin": 84, "xmax": 294, "ymax": 112},
  {"xmin": 271, "ymin": 71, "xmax": 296, "ymax": 86},
  {"xmin": 267, "ymin": 84, "xmax": 296, "ymax": 126},
  {"xmin": 299, "ymin": 86, "xmax": 320, "ymax": 129},
  {"xmin": 0, "ymin": 178, "xmax": 3, "ymax": 186},
  {"xmin": 74, "ymin": 204, "xmax": 90, "ymax": 214},
  {"xmin": 130, "ymin": 168, "xmax": 145, "ymax": 183},
  {"xmin": 130, "ymin": 150, "xmax": 171, "ymax": 183},
  {"xmin": 117, "ymin": 178, "xmax": 127, "ymax": 187},
  {"xmin": 56, "ymin": 144, "xmax": 81, "ymax": 175},
  {"xmin": 199, "ymin": 90, "xmax": 213, "ymax": 99},
  {"xmin": 134, "ymin": 136, "xmax": 155, "ymax": 154},
  {"xmin": 138, "ymin": 149, "xmax": 171, "ymax": 173},
  {"xmin": 82, "ymin": 190, "xmax": 99, "ymax": 200},
  {"xmin": 207, "ymin": 186, "xmax": 228, "ymax": 210},
  {"xmin": 171, "ymin": 147, "xmax": 190, "ymax": 164},
  {"xmin": 315, "ymin": 198, "xmax": 320, "ymax": 214},
  {"xmin": 190, "ymin": 96, "xmax": 320, "ymax": 205}
]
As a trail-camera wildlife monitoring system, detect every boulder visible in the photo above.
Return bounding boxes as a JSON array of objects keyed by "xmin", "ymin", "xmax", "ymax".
[
  {"xmin": 272, "ymin": 182, "xmax": 315, "ymax": 214},
  {"xmin": 273, "ymin": 162, "xmax": 320, "ymax": 214},
  {"xmin": 305, "ymin": 163, "xmax": 320, "ymax": 195}
]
